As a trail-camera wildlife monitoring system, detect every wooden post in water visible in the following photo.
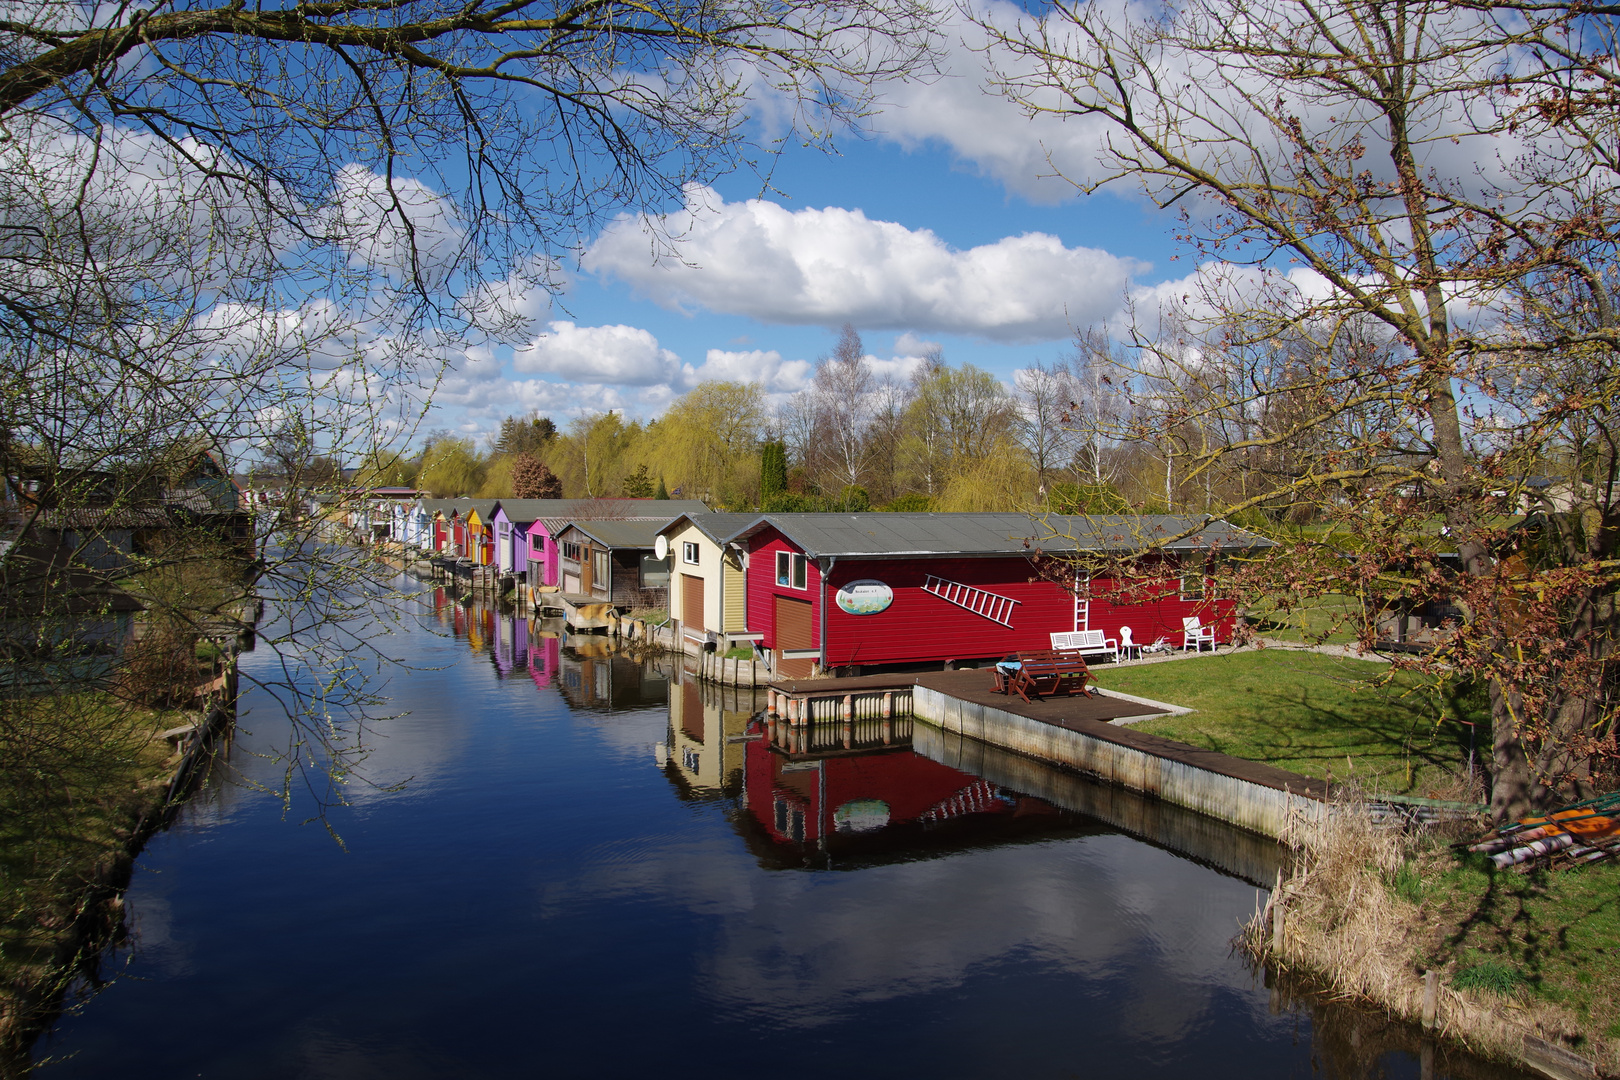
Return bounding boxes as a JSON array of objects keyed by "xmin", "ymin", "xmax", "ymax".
[
  {"xmin": 1421, "ymin": 970, "xmax": 1437, "ymax": 1031},
  {"xmin": 1270, "ymin": 868, "xmax": 1286, "ymax": 955}
]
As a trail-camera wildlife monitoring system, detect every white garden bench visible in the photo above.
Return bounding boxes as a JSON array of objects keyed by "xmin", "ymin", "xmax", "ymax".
[{"xmin": 1050, "ymin": 630, "xmax": 1120, "ymax": 664}]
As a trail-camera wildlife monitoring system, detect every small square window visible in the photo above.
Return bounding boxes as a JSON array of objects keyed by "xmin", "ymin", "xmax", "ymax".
[{"xmin": 682, "ymin": 541, "xmax": 700, "ymax": 565}]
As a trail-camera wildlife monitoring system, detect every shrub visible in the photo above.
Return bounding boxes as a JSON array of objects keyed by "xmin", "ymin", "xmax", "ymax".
[
  {"xmin": 114, "ymin": 622, "xmax": 203, "ymax": 706},
  {"xmin": 881, "ymin": 493, "xmax": 936, "ymax": 512}
]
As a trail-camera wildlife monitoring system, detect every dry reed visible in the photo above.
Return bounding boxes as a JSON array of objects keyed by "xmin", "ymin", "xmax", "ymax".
[{"xmin": 1245, "ymin": 792, "xmax": 1613, "ymax": 1076}]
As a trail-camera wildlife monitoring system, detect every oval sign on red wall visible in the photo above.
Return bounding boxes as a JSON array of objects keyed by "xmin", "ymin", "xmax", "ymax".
[{"xmin": 835, "ymin": 579, "xmax": 894, "ymax": 615}]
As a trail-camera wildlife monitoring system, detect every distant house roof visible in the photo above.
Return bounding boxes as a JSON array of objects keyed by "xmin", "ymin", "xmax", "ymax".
[
  {"xmin": 557, "ymin": 517, "xmax": 687, "ymax": 549},
  {"xmin": 458, "ymin": 499, "xmax": 502, "ymax": 523},
  {"xmin": 658, "ymin": 512, "xmax": 760, "ymax": 545},
  {"xmin": 727, "ymin": 513, "xmax": 1274, "ymax": 558},
  {"xmin": 520, "ymin": 498, "xmax": 709, "ymax": 526}
]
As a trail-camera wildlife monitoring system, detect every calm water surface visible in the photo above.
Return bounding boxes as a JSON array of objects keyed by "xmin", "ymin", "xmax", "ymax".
[{"xmin": 35, "ymin": 581, "xmax": 1523, "ymax": 1078}]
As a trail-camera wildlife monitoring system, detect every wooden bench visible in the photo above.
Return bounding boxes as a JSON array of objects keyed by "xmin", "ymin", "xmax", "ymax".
[
  {"xmin": 992, "ymin": 648, "xmax": 1095, "ymax": 702},
  {"xmin": 1050, "ymin": 629, "xmax": 1119, "ymax": 664}
]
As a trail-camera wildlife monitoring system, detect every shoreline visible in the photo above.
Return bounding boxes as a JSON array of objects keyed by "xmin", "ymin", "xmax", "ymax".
[
  {"xmin": 0, "ymin": 673, "xmax": 236, "ymax": 1077},
  {"xmin": 1246, "ymin": 804, "xmax": 1614, "ymax": 1080}
]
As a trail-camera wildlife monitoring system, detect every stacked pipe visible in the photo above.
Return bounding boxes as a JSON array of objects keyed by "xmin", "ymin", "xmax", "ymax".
[{"xmin": 1468, "ymin": 793, "xmax": 1620, "ymax": 871}]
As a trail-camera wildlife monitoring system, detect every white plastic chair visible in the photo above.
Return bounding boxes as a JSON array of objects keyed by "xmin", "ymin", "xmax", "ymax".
[
  {"xmin": 1119, "ymin": 626, "xmax": 1138, "ymax": 660},
  {"xmin": 1182, "ymin": 616, "xmax": 1216, "ymax": 653}
]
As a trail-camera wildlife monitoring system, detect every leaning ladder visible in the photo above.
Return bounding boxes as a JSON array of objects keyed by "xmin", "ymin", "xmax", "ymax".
[{"xmin": 922, "ymin": 575, "xmax": 1020, "ymax": 627}]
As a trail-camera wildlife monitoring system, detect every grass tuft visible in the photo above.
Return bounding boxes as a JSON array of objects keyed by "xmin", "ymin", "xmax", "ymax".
[
  {"xmin": 1389, "ymin": 860, "xmax": 1424, "ymax": 903},
  {"xmin": 1452, "ymin": 960, "xmax": 1527, "ymax": 996}
]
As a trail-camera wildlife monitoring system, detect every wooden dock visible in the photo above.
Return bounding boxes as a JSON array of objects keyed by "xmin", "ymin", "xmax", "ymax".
[
  {"xmin": 767, "ymin": 672, "xmax": 922, "ymax": 724},
  {"xmin": 549, "ymin": 593, "xmax": 616, "ymax": 632}
]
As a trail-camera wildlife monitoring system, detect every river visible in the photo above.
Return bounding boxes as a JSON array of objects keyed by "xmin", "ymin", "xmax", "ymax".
[{"xmin": 32, "ymin": 579, "xmax": 1526, "ymax": 1078}]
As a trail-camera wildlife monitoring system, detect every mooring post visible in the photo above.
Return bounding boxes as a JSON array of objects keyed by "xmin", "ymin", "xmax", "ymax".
[
  {"xmin": 1270, "ymin": 867, "xmax": 1286, "ymax": 955},
  {"xmin": 842, "ymin": 694, "xmax": 853, "ymax": 720},
  {"xmin": 1421, "ymin": 970, "xmax": 1437, "ymax": 1031},
  {"xmin": 882, "ymin": 691, "xmax": 892, "ymax": 718}
]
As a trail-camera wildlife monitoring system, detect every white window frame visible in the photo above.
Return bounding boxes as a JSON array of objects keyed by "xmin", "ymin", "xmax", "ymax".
[
  {"xmin": 682, "ymin": 540, "xmax": 700, "ymax": 565},
  {"xmin": 776, "ymin": 550, "xmax": 807, "ymax": 590}
]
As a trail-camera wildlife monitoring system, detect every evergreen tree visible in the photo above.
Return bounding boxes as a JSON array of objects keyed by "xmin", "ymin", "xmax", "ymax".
[
  {"xmin": 760, "ymin": 440, "xmax": 788, "ymax": 503},
  {"xmin": 654, "ymin": 476, "xmax": 670, "ymax": 500},
  {"xmin": 622, "ymin": 464, "xmax": 655, "ymax": 498}
]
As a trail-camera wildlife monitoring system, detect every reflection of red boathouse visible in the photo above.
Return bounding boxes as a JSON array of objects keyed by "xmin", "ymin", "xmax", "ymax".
[
  {"xmin": 739, "ymin": 715, "xmax": 1075, "ymax": 867},
  {"xmin": 746, "ymin": 735, "xmax": 1012, "ymax": 847}
]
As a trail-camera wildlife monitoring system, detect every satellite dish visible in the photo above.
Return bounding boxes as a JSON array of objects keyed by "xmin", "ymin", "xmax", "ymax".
[{"xmin": 654, "ymin": 534, "xmax": 668, "ymax": 560}]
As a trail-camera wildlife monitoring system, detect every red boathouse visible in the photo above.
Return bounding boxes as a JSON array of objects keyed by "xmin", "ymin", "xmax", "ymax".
[{"xmin": 731, "ymin": 513, "xmax": 1272, "ymax": 678}]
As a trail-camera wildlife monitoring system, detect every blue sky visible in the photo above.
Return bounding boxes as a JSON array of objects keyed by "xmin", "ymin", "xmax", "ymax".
[{"xmin": 425, "ymin": 5, "xmax": 1209, "ymax": 442}]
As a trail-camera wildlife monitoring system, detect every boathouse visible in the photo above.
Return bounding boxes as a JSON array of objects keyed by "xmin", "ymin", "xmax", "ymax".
[
  {"xmin": 731, "ymin": 513, "xmax": 1272, "ymax": 677},
  {"xmin": 525, "ymin": 499, "xmax": 709, "ymax": 590},
  {"xmin": 553, "ymin": 518, "xmax": 681, "ymax": 607},
  {"xmin": 461, "ymin": 501, "xmax": 500, "ymax": 565},
  {"xmin": 657, "ymin": 512, "xmax": 760, "ymax": 653}
]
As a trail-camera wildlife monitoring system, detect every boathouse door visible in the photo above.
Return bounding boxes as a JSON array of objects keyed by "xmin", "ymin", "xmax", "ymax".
[
  {"xmin": 774, "ymin": 595, "xmax": 814, "ymax": 678},
  {"xmin": 682, "ymin": 574, "xmax": 705, "ymax": 640}
]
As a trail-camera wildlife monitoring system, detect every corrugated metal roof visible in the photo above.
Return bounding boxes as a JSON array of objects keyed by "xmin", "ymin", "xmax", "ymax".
[{"xmin": 724, "ymin": 513, "xmax": 1274, "ymax": 557}]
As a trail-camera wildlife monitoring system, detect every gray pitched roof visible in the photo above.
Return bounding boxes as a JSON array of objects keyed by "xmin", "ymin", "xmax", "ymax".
[
  {"xmin": 725, "ymin": 513, "xmax": 1274, "ymax": 557},
  {"xmin": 559, "ymin": 517, "xmax": 684, "ymax": 549},
  {"xmin": 658, "ymin": 511, "xmax": 760, "ymax": 545}
]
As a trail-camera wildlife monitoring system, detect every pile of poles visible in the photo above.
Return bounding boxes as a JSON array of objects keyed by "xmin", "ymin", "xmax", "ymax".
[{"xmin": 1467, "ymin": 792, "xmax": 1620, "ymax": 871}]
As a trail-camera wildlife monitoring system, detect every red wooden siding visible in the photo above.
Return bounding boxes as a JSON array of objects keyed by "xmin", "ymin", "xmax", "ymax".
[
  {"xmin": 821, "ymin": 556, "xmax": 1071, "ymax": 666},
  {"xmin": 745, "ymin": 523, "xmax": 1237, "ymax": 669},
  {"xmin": 745, "ymin": 533, "xmax": 822, "ymax": 648}
]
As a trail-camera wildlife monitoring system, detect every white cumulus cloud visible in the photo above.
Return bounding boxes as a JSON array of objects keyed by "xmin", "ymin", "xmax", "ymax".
[
  {"xmin": 512, "ymin": 321, "xmax": 683, "ymax": 385},
  {"xmin": 686, "ymin": 348, "xmax": 812, "ymax": 392},
  {"xmin": 584, "ymin": 186, "xmax": 1145, "ymax": 343}
]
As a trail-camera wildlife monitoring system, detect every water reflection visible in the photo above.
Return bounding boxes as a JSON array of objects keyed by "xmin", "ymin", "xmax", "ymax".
[{"xmin": 40, "ymin": 581, "xmax": 1517, "ymax": 1080}]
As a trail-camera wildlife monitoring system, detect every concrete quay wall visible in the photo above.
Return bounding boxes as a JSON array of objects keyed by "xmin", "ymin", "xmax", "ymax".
[{"xmin": 912, "ymin": 685, "xmax": 1325, "ymax": 840}]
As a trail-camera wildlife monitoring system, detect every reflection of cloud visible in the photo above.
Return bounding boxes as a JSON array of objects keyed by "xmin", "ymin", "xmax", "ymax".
[{"xmin": 561, "ymin": 812, "xmax": 1266, "ymax": 1034}]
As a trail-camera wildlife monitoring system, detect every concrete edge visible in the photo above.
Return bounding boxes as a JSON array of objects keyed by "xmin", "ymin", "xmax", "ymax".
[{"xmin": 1090, "ymin": 685, "xmax": 1194, "ymax": 716}]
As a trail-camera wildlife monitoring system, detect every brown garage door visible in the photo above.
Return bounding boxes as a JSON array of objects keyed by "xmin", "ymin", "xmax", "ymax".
[
  {"xmin": 774, "ymin": 595, "xmax": 814, "ymax": 679},
  {"xmin": 682, "ymin": 573, "xmax": 705, "ymax": 635}
]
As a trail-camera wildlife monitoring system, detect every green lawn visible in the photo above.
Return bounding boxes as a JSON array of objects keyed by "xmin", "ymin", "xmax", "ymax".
[
  {"xmin": 1410, "ymin": 848, "xmax": 1620, "ymax": 1048},
  {"xmin": 0, "ymin": 692, "xmax": 179, "ymax": 1034},
  {"xmin": 1240, "ymin": 592, "xmax": 1363, "ymax": 645},
  {"xmin": 1094, "ymin": 649, "xmax": 1486, "ymax": 796}
]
